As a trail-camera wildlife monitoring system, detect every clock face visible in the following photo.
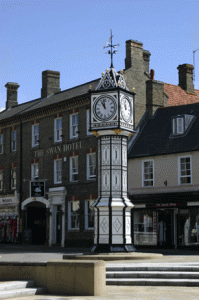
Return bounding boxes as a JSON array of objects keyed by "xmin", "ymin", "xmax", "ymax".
[
  {"xmin": 94, "ymin": 95, "xmax": 117, "ymax": 121},
  {"xmin": 121, "ymin": 97, "xmax": 131, "ymax": 122}
]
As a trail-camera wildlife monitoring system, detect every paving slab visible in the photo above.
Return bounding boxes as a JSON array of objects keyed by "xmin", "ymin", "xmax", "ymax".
[{"xmin": 6, "ymin": 285, "xmax": 199, "ymax": 300}]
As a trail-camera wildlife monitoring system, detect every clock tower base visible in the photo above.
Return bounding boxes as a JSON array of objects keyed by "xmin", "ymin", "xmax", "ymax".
[{"xmin": 91, "ymin": 244, "xmax": 136, "ymax": 253}]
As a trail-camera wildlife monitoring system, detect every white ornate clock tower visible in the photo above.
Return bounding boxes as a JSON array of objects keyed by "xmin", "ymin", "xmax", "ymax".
[{"xmin": 90, "ymin": 30, "xmax": 136, "ymax": 252}]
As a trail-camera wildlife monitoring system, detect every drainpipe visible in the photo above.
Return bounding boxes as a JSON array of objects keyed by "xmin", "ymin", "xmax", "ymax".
[{"xmin": 19, "ymin": 120, "xmax": 23, "ymax": 243}]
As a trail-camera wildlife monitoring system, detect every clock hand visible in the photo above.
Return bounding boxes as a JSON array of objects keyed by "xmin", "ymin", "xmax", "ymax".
[{"xmin": 101, "ymin": 100, "xmax": 106, "ymax": 109}]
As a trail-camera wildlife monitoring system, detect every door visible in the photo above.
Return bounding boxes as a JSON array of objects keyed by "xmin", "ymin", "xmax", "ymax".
[
  {"xmin": 26, "ymin": 202, "xmax": 46, "ymax": 245},
  {"xmin": 157, "ymin": 210, "xmax": 174, "ymax": 249}
]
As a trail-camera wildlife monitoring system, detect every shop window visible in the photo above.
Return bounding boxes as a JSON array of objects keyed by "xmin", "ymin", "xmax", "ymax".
[
  {"xmin": 0, "ymin": 170, "xmax": 3, "ymax": 191},
  {"xmin": 11, "ymin": 131, "xmax": 17, "ymax": 152},
  {"xmin": 54, "ymin": 159, "xmax": 62, "ymax": 184},
  {"xmin": 179, "ymin": 156, "xmax": 191, "ymax": 184},
  {"xmin": 31, "ymin": 163, "xmax": 39, "ymax": 180},
  {"xmin": 70, "ymin": 156, "xmax": 78, "ymax": 182},
  {"xmin": 70, "ymin": 113, "xmax": 78, "ymax": 139},
  {"xmin": 0, "ymin": 134, "xmax": 3, "ymax": 154},
  {"xmin": 178, "ymin": 209, "xmax": 199, "ymax": 246},
  {"xmin": 173, "ymin": 117, "xmax": 184, "ymax": 135},
  {"xmin": 85, "ymin": 200, "xmax": 94, "ymax": 229},
  {"xmin": 68, "ymin": 200, "xmax": 80, "ymax": 230},
  {"xmin": 0, "ymin": 215, "xmax": 18, "ymax": 243},
  {"xmin": 86, "ymin": 109, "xmax": 93, "ymax": 136},
  {"xmin": 54, "ymin": 118, "xmax": 62, "ymax": 142},
  {"xmin": 11, "ymin": 168, "xmax": 16, "ymax": 189},
  {"xmin": 142, "ymin": 160, "xmax": 154, "ymax": 187},
  {"xmin": 87, "ymin": 153, "xmax": 96, "ymax": 180},
  {"xmin": 134, "ymin": 210, "xmax": 157, "ymax": 246},
  {"xmin": 32, "ymin": 124, "xmax": 39, "ymax": 147}
]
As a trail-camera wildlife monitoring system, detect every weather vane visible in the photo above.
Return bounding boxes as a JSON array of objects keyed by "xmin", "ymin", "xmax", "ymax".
[{"xmin": 103, "ymin": 28, "xmax": 120, "ymax": 69}]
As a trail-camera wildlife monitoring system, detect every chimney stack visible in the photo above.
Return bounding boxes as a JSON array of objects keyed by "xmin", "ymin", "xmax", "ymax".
[
  {"xmin": 177, "ymin": 64, "xmax": 194, "ymax": 94},
  {"xmin": 5, "ymin": 82, "xmax": 20, "ymax": 110},
  {"xmin": 41, "ymin": 70, "xmax": 61, "ymax": 98}
]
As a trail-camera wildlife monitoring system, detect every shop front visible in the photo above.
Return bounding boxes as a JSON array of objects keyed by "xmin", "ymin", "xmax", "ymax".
[
  {"xmin": 0, "ymin": 192, "xmax": 19, "ymax": 244},
  {"xmin": 132, "ymin": 194, "xmax": 199, "ymax": 249}
]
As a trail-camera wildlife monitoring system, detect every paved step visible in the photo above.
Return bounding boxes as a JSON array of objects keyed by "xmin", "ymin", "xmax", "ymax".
[
  {"xmin": 0, "ymin": 281, "xmax": 35, "ymax": 291},
  {"xmin": 106, "ymin": 264, "xmax": 199, "ymax": 286},
  {"xmin": 106, "ymin": 266, "xmax": 199, "ymax": 272},
  {"xmin": 0, "ymin": 281, "xmax": 47, "ymax": 299},
  {"xmin": 106, "ymin": 278, "xmax": 199, "ymax": 286},
  {"xmin": 107, "ymin": 271, "xmax": 199, "ymax": 279}
]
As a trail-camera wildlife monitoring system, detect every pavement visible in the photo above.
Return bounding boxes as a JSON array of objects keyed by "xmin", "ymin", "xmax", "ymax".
[{"xmin": 0, "ymin": 244, "xmax": 199, "ymax": 300}]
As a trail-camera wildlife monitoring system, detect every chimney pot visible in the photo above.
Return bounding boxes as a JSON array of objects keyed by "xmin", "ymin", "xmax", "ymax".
[{"xmin": 150, "ymin": 69, "xmax": 155, "ymax": 80}]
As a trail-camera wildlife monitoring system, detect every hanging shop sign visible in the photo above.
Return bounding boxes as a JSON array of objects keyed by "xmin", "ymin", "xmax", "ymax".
[
  {"xmin": 0, "ymin": 196, "xmax": 18, "ymax": 206},
  {"xmin": 30, "ymin": 181, "xmax": 45, "ymax": 197}
]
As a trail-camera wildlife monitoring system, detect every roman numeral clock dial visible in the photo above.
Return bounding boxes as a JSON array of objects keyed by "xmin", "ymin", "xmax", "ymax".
[{"xmin": 94, "ymin": 95, "xmax": 116, "ymax": 121}]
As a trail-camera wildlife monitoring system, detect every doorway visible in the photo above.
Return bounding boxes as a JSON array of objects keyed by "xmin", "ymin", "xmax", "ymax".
[
  {"xmin": 26, "ymin": 202, "xmax": 46, "ymax": 245},
  {"xmin": 157, "ymin": 210, "xmax": 174, "ymax": 248}
]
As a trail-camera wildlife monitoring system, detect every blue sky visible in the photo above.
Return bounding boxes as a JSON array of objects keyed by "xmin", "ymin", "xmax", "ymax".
[{"xmin": 1, "ymin": 0, "xmax": 199, "ymax": 109}]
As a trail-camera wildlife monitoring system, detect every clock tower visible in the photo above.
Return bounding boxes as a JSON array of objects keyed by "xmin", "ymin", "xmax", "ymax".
[{"xmin": 90, "ymin": 30, "xmax": 136, "ymax": 252}]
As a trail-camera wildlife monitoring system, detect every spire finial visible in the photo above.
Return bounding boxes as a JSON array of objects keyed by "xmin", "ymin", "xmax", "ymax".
[{"xmin": 103, "ymin": 28, "xmax": 120, "ymax": 68}]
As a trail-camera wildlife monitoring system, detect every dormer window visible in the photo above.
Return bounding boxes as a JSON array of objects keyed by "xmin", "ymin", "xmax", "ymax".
[
  {"xmin": 172, "ymin": 114, "xmax": 195, "ymax": 136},
  {"xmin": 172, "ymin": 117, "xmax": 184, "ymax": 135}
]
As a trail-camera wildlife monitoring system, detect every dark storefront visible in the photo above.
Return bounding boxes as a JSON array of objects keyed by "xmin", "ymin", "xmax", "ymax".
[{"xmin": 131, "ymin": 192, "xmax": 199, "ymax": 249}]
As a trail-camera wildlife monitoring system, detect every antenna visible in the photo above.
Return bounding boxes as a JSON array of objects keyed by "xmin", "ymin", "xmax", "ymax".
[
  {"xmin": 103, "ymin": 28, "xmax": 120, "ymax": 68},
  {"xmin": 193, "ymin": 48, "xmax": 199, "ymax": 81}
]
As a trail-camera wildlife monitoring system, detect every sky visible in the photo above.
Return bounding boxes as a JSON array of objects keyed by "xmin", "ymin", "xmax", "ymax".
[{"xmin": 1, "ymin": 0, "xmax": 199, "ymax": 109}]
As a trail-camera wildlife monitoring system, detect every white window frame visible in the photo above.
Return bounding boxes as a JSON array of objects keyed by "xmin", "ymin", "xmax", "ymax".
[
  {"xmin": 54, "ymin": 117, "xmax": 62, "ymax": 142},
  {"xmin": 11, "ymin": 131, "xmax": 17, "ymax": 152},
  {"xmin": 86, "ymin": 109, "xmax": 93, "ymax": 136},
  {"xmin": 31, "ymin": 163, "xmax": 39, "ymax": 181},
  {"xmin": 0, "ymin": 134, "xmax": 3, "ymax": 154},
  {"xmin": 85, "ymin": 199, "xmax": 94, "ymax": 230},
  {"xmin": 0, "ymin": 170, "xmax": 3, "ymax": 191},
  {"xmin": 142, "ymin": 159, "xmax": 154, "ymax": 187},
  {"xmin": 32, "ymin": 124, "xmax": 39, "ymax": 147},
  {"xmin": 11, "ymin": 167, "xmax": 16, "ymax": 189},
  {"xmin": 173, "ymin": 117, "xmax": 184, "ymax": 135},
  {"xmin": 87, "ymin": 153, "xmax": 96, "ymax": 180},
  {"xmin": 68, "ymin": 200, "xmax": 80, "ymax": 230},
  {"xmin": 54, "ymin": 159, "xmax": 62, "ymax": 184},
  {"xmin": 70, "ymin": 156, "xmax": 78, "ymax": 182},
  {"xmin": 178, "ymin": 155, "xmax": 192, "ymax": 185},
  {"xmin": 70, "ymin": 113, "xmax": 78, "ymax": 139}
]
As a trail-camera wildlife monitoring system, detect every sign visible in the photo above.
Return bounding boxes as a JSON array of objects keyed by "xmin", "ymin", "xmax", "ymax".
[
  {"xmin": 31, "ymin": 181, "xmax": 45, "ymax": 197},
  {"xmin": 0, "ymin": 197, "xmax": 18, "ymax": 206},
  {"xmin": 34, "ymin": 141, "xmax": 82, "ymax": 158},
  {"xmin": 146, "ymin": 202, "xmax": 187, "ymax": 208}
]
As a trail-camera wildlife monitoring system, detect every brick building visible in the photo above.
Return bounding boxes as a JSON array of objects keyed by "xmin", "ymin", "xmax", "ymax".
[{"xmin": 0, "ymin": 39, "xmax": 198, "ymax": 247}]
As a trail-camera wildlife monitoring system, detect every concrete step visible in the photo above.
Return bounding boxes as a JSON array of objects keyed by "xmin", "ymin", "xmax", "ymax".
[
  {"xmin": 0, "ymin": 281, "xmax": 47, "ymax": 299},
  {"xmin": 107, "ymin": 271, "xmax": 199, "ymax": 279},
  {"xmin": 0, "ymin": 281, "xmax": 35, "ymax": 291},
  {"xmin": 106, "ymin": 278, "xmax": 199, "ymax": 286},
  {"xmin": 106, "ymin": 266, "xmax": 199, "ymax": 272}
]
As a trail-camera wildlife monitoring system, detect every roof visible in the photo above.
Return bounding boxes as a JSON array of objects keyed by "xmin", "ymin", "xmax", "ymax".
[
  {"xmin": 128, "ymin": 102, "xmax": 199, "ymax": 158},
  {"xmin": 164, "ymin": 83, "xmax": 199, "ymax": 106},
  {"xmin": 0, "ymin": 78, "xmax": 100, "ymax": 122}
]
